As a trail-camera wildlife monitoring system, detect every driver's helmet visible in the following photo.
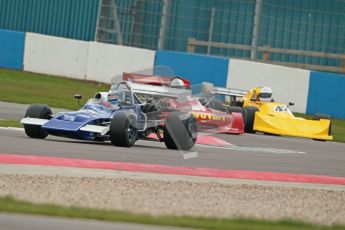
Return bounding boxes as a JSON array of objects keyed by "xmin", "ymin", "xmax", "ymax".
[
  {"xmin": 107, "ymin": 86, "xmax": 125, "ymax": 105},
  {"xmin": 170, "ymin": 78, "xmax": 185, "ymax": 89},
  {"xmin": 259, "ymin": 86, "xmax": 273, "ymax": 102}
]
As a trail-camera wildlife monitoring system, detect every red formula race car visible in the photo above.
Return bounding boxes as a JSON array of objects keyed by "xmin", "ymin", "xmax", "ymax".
[
  {"xmin": 174, "ymin": 97, "xmax": 244, "ymax": 134},
  {"xmin": 123, "ymin": 71, "xmax": 244, "ymax": 135}
]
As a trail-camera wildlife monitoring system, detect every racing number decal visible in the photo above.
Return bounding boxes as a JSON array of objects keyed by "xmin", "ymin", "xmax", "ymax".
[
  {"xmin": 274, "ymin": 105, "xmax": 288, "ymax": 112},
  {"xmin": 192, "ymin": 112, "xmax": 225, "ymax": 121}
]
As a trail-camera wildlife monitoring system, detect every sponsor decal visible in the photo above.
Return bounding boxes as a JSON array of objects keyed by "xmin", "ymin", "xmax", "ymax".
[
  {"xmin": 274, "ymin": 105, "xmax": 288, "ymax": 112},
  {"xmin": 192, "ymin": 112, "xmax": 225, "ymax": 121}
]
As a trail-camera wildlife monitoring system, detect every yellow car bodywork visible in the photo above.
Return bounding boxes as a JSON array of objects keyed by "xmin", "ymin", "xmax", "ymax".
[{"xmin": 242, "ymin": 87, "xmax": 332, "ymax": 141}]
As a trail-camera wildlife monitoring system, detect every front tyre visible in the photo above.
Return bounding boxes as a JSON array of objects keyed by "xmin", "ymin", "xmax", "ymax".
[
  {"xmin": 244, "ymin": 106, "xmax": 259, "ymax": 133},
  {"xmin": 110, "ymin": 111, "xmax": 137, "ymax": 147},
  {"xmin": 24, "ymin": 104, "xmax": 52, "ymax": 139},
  {"xmin": 164, "ymin": 112, "xmax": 197, "ymax": 151},
  {"xmin": 227, "ymin": 106, "xmax": 245, "ymax": 119}
]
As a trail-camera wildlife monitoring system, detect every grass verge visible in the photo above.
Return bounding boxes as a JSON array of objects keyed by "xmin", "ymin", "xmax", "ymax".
[
  {"xmin": 0, "ymin": 69, "xmax": 109, "ymax": 110},
  {"xmin": 1, "ymin": 196, "xmax": 344, "ymax": 230},
  {"xmin": 0, "ymin": 119, "xmax": 21, "ymax": 128}
]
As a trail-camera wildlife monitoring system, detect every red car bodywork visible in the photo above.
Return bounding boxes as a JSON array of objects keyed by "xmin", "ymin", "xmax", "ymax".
[
  {"xmin": 168, "ymin": 99, "xmax": 244, "ymax": 134},
  {"xmin": 123, "ymin": 73, "xmax": 244, "ymax": 134}
]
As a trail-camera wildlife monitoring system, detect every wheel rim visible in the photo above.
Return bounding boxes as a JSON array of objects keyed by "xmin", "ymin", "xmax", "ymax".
[
  {"xmin": 188, "ymin": 120, "xmax": 198, "ymax": 140},
  {"xmin": 127, "ymin": 123, "xmax": 137, "ymax": 143},
  {"xmin": 43, "ymin": 109, "xmax": 52, "ymax": 120}
]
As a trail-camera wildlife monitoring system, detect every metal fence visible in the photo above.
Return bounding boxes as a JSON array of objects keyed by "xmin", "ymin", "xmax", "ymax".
[
  {"xmin": 0, "ymin": 0, "xmax": 99, "ymax": 41},
  {"xmin": 1, "ymin": 0, "xmax": 344, "ymax": 72},
  {"xmin": 96, "ymin": 0, "xmax": 345, "ymax": 71}
]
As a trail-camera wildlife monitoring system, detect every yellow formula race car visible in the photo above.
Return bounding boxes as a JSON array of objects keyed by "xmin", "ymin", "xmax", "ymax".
[{"xmin": 241, "ymin": 86, "xmax": 332, "ymax": 141}]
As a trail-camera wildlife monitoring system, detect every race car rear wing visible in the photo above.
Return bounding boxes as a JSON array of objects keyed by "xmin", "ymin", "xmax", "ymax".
[
  {"xmin": 209, "ymin": 86, "xmax": 247, "ymax": 106},
  {"xmin": 210, "ymin": 87, "xmax": 247, "ymax": 97},
  {"xmin": 128, "ymin": 82, "xmax": 190, "ymax": 101}
]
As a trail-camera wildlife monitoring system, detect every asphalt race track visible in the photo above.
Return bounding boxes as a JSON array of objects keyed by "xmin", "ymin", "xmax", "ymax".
[
  {"xmin": 1, "ymin": 101, "xmax": 344, "ymax": 179},
  {"xmin": 1, "ymin": 128, "xmax": 344, "ymax": 178},
  {"xmin": 1, "ymin": 102, "xmax": 345, "ymax": 229}
]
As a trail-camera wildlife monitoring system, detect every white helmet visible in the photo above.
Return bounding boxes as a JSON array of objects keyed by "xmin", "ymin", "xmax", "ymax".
[
  {"xmin": 259, "ymin": 87, "xmax": 273, "ymax": 102},
  {"xmin": 170, "ymin": 78, "xmax": 185, "ymax": 89}
]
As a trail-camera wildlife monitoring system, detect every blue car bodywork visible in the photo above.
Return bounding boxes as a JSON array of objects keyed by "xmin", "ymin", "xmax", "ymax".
[
  {"xmin": 21, "ymin": 81, "xmax": 197, "ymax": 150},
  {"xmin": 42, "ymin": 102, "xmax": 141, "ymax": 141},
  {"xmin": 21, "ymin": 81, "xmax": 149, "ymax": 142}
]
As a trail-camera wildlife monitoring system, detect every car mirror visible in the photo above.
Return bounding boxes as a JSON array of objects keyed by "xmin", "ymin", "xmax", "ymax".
[
  {"xmin": 74, "ymin": 94, "xmax": 83, "ymax": 106},
  {"xmin": 288, "ymin": 102, "xmax": 294, "ymax": 106},
  {"xmin": 74, "ymin": 94, "xmax": 82, "ymax": 100}
]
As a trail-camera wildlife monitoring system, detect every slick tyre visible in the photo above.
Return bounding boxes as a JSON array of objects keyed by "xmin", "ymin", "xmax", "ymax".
[
  {"xmin": 244, "ymin": 106, "xmax": 259, "ymax": 133},
  {"xmin": 24, "ymin": 104, "xmax": 52, "ymax": 139},
  {"xmin": 227, "ymin": 106, "xmax": 245, "ymax": 119},
  {"xmin": 110, "ymin": 111, "xmax": 137, "ymax": 147},
  {"xmin": 164, "ymin": 112, "xmax": 197, "ymax": 151}
]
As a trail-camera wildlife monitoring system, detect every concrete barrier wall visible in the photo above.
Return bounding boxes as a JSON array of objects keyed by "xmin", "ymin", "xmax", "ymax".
[
  {"xmin": 24, "ymin": 33, "xmax": 89, "ymax": 79},
  {"xmin": 307, "ymin": 71, "xmax": 345, "ymax": 119},
  {"xmin": 0, "ymin": 29, "xmax": 25, "ymax": 70},
  {"xmin": 22, "ymin": 34, "xmax": 155, "ymax": 83},
  {"xmin": 227, "ymin": 59, "xmax": 310, "ymax": 113},
  {"xmin": 86, "ymin": 42, "xmax": 155, "ymax": 83},
  {"xmin": 154, "ymin": 50, "xmax": 229, "ymax": 87},
  {"xmin": 3, "ymin": 29, "xmax": 343, "ymax": 118}
]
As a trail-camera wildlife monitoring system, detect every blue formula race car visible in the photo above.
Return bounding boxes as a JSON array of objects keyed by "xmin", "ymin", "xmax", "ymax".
[{"xmin": 20, "ymin": 81, "xmax": 197, "ymax": 151}]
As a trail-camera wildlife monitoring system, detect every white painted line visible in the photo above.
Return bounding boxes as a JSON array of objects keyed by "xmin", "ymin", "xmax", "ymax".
[
  {"xmin": 0, "ymin": 126, "xmax": 306, "ymax": 154},
  {"xmin": 198, "ymin": 143, "xmax": 306, "ymax": 154},
  {"xmin": 0, "ymin": 127, "xmax": 24, "ymax": 131},
  {"xmin": 181, "ymin": 151, "xmax": 198, "ymax": 159}
]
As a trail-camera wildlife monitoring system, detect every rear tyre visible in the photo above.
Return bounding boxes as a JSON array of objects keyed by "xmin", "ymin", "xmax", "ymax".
[
  {"xmin": 164, "ymin": 112, "xmax": 197, "ymax": 151},
  {"xmin": 244, "ymin": 106, "xmax": 259, "ymax": 133},
  {"xmin": 110, "ymin": 111, "xmax": 137, "ymax": 147},
  {"xmin": 227, "ymin": 106, "xmax": 245, "ymax": 119},
  {"xmin": 24, "ymin": 104, "xmax": 52, "ymax": 139}
]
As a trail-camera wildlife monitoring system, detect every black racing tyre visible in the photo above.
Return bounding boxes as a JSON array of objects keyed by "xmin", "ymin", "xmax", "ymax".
[
  {"xmin": 313, "ymin": 113, "xmax": 332, "ymax": 136},
  {"xmin": 24, "ymin": 104, "xmax": 52, "ymax": 139},
  {"xmin": 163, "ymin": 112, "xmax": 197, "ymax": 151},
  {"xmin": 227, "ymin": 106, "xmax": 243, "ymax": 113},
  {"xmin": 227, "ymin": 106, "xmax": 245, "ymax": 119},
  {"xmin": 244, "ymin": 106, "xmax": 259, "ymax": 133},
  {"xmin": 110, "ymin": 111, "xmax": 137, "ymax": 147}
]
